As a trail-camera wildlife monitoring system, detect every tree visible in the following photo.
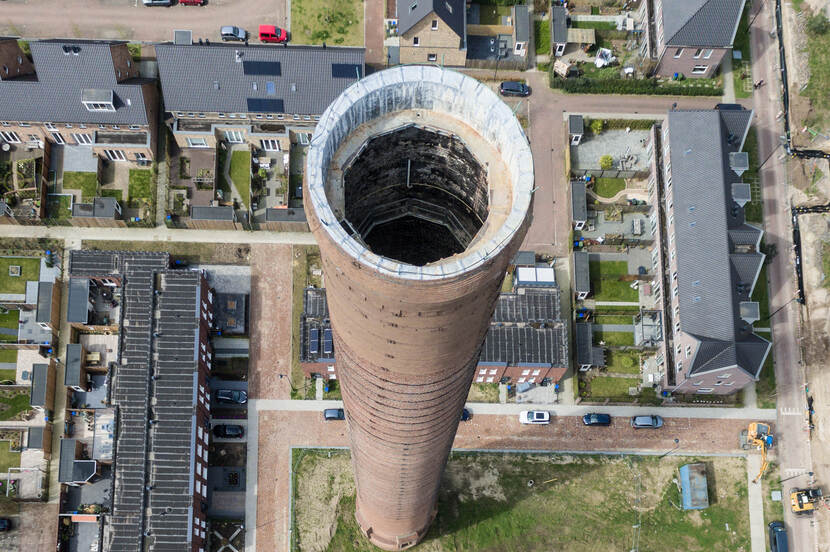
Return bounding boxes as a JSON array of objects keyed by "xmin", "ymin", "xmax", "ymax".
[
  {"xmin": 807, "ymin": 13, "xmax": 830, "ymax": 35},
  {"xmin": 590, "ymin": 118, "xmax": 604, "ymax": 135},
  {"xmin": 599, "ymin": 155, "xmax": 614, "ymax": 170}
]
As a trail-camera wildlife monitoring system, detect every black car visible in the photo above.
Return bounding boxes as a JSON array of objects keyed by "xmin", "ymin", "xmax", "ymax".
[
  {"xmin": 768, "ymin": 521, "xmax": 788, "ymax": 552},
  {"xmin": 582, "ymin": 413, "xmax": 611, "ymax": 426},
  {"xmin": 213, "ymin": 424, "xmax": 244, "ymax": 438},
  {"xmin": 460, "ymin": 408, "xmax": 471, "ymax": 422},
  {"xmin": 499, "ymin": 81, "xmax": 531, "ymax": 97},
  {"xmin": 216, "ymin": 389, "xmax": 247, "ymax": 404},
  {"xmin": 0, "ymin": 518, "xmax": 10, "ymax": 532},
  {"xmin": 323, "ymin": 408, "xmax": 345, "ymax": 421}
]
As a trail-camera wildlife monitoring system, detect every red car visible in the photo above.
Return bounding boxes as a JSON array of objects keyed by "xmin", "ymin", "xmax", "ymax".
[
  {"xmin": 259, "ymin": 25, "xmax": 288, "ymax": 43},
  {"xmin": 179, "ymin": 0, "xmax": 205, "ymax": 4}
]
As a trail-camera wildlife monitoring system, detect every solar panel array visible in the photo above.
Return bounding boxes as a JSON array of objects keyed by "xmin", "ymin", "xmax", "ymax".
[
  {"xmin": 247, "ymin": 97, "xmax": 285, "ymax": 113},
  {"xmin": 242, "ymin": 60, "xmax": 281, "ymax": 76},
  {"xmin": 492, "ymin": 289, "xmax": 561, "ymax": 323},
  {"xmin": 479, "ymin": 326, "xmax": 566, "ymax": 365}
]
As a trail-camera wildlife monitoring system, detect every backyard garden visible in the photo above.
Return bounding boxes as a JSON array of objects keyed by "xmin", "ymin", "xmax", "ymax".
[
  {"xmin": 588, "ymin": 259, "xmax": 639, "ymax": 302},
  {"xmin": 128, "ymin": 168, "xmax": 154, "ymax": 221},
  {"xmin": 0, "ymin": 388, "xmax": 31, "ymax": 421},
  {"xmin": 0, "ymin": 256, "xmax": 40, "ymax": 294},
  {"xmin": 229, "ymin": 151, "xmax": 251, "ymax": 209},
  {"xmin": 290, "ymin": 0, "xmax": 364, "ymax": 46},
  {"xmin": 62, "ymin": 172, "xmax": 98, "ymax": 200}
]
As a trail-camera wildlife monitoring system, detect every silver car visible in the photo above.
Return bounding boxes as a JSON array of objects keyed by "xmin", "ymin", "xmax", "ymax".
[
  {"xmin": 630, "ymin": 415, "xmax": 663, "ymax": 429},
  {"xmin": 221, "ymin": 26, "xmax": 248, "ymax": 42}
]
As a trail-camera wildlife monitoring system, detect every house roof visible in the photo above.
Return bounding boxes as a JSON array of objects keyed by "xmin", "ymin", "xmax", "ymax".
[
  {"xmin": 0, "ymin": 39, "xmax": 151, "ymax": 125},
  {"xmin": 571, "ymin": 180, "xmax": 587, "ymax": 222},
  {"xmin": 155, "ymin": 43, "xmax": 365, "ymax": 116},
  {"xmin": 493, "ymin": 288, "xmax": 562, "ymax": 323},
  {"xmin": 265, "ymin": 207, "xmax": 306, "ymax": 222},
  {"xmin": 661, "ymin": 0, "xmax": 745, "ymax": 47},
  {"xmin": 573, "ymin": 251, "xmax": 590, "ymax": 293},
  {"xmin": 66, "ymin": 278, "xmax": 90, "ymax": 324},
  {"xmin": 27, "ymin": 426, "xmax": 44, "ymax": 449},
  {"xmin": 511, "ymin": 250, "xmax": 536, "ymax": 267},
  {"xmin": 666, "ymin": 109, "xmax": 769, "ymax": 379},
  {"xmin": 58, "ymin": 439, "xmax": 97, "ymax": 483},
  {"xmin": 190, "ymin": 205, "xmax": 235, "ymax": 220},
  {"xmin": 35, "ymin": 282, "xmax": 52, "ymax": 324},
  {"xmin": 551, "ymin": 6, "xmax": 569, "ymax": 44},
  {"xmin": 575, "ymin": 323, "xmax": 605, "ymax": 367},
  {"xmin": 72, "ymin": 197, "xmax": 120, "ymax": 219},
  {"xmin": 568, "ymin": 114, "xmax": 584, "ymax": 135},
  {"xmin": 480, "ymin": 325, "xmax": 566, "ymax": 366},
  {"xmin": 65, "ymin": 343, "xmax": 83, "ymax": 387},
  {"xmin": 29, "ymin": 363, "xmax": 48, "ymax": 407},
  {"xmin": 397, "ymin": 0, "xmax": 465, "ymax": 38},
  {"xmin": 514, "ymin": 5, "xmax": 530, "ymax": 43}
]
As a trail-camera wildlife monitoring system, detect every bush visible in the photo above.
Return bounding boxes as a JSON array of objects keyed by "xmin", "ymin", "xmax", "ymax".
[
  {"xmin": 599, "ymin": 155, "xmax": 613, "ymax": 170},
  {"xmin": 590, "ymin": 119, "xmax": 604, "ymax": 135},
  {"xmin": 807, "ymin": 13, "xmax": 830, "ymax": 35},
  {"xmin": 549, "ymin": 75, "xmax": 723, "ymax": 96}
]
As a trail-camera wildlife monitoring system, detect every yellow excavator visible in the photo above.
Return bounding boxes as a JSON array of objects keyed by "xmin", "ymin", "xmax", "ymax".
[
  {"xmin": 791, "ymin": 488, "xmax": 824, "ymax": 516},
  {"xmin": 740, "ymin": 422, "xmax": 774, "ymax": 483}
]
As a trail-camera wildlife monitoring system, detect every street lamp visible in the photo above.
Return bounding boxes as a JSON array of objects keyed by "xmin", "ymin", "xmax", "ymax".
[
  {"xmin": 278, "ymin": 373, "xmax": 296, "ymax": 392},
  {"xmin": 659, "ymin": 438, "xmax": 680, "ymax": 459}
]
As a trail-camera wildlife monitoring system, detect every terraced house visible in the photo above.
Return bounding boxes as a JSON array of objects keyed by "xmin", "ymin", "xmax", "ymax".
[
  {"xmin": 637, "ymin": 0, "xmax": 746, "ymax": 78},
  {"xmin": 397, "ymin": 0, "xmax": 466, "ymax": 66},
  {"xmin": 0, "ymin": 38, "xmax": 158, "ymax": 163},
  {"xmin": 648, "ymin": 107, "xmax": 770, "ymax": 395}
]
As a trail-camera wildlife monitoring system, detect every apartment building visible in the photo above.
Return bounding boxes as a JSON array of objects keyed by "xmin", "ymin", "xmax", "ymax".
[
  {"xmin": 397, "ymin": 0, "xmax": 467, "ymax": 66},
  {"xmin": 637, "ymin": 0, "xmax": 745, "ymax": 78},
  {"xmin": 648, "ymin": 107, "xmax": 770, "ymax": 395},
  {"xmin": 0, "ymin": 38, "xmax": 158, "ymax": 162}
]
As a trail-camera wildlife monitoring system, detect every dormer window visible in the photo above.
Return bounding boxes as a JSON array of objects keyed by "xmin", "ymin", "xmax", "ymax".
[
  {"xmin": 82, "ymin": 89, "xmax": 116, "ymax": 112},
  {"xmin": 431, "ymin": 20, "xmax": 438, "ymax": 30},
  {"xmin": 409, "ymin": 1, "xmax": 417, "ymax": 12}
]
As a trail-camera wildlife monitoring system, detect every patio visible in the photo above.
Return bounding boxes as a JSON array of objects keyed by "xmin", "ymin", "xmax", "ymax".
[
  {"xmin": 251, "ymin": 150, "xmax": 289, "ymax": 222},
  {"xmin": 571, "ymin": 129, "xmax": 652, "ymax": 174},
  {"xmin": 69, "ymin": 374, "xmax": 108, "ymax": 411},
  {"xmin": 78, "ymin": 334, "xmax": 119, "ymax": 368},
  {"xmin": 581, "ymin": 210, "xmax": 654, "ymax": 240},
  {"xmin": 170, "ymin": 148, "xmax": 217, "ymax": 215}
]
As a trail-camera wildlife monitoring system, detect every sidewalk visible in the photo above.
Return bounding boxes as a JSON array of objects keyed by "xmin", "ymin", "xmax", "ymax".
[{"xmin": 747, "ymin": 454, "xmax": 765, "ymax": 552}]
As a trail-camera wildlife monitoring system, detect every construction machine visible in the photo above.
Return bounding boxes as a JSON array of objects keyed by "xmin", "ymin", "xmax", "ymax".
[
  {"xmin": 740, "ymin": 422, "xmax": 774, "ymax": 483},
  {"xmin": 791, "ymin": 488, "xmax": 824, "ymax": 516}
]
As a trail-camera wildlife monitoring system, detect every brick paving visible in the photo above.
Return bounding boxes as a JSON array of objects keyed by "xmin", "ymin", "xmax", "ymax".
[{"xmin": 18, "ymin": 502, "xmax": 59, "ymax": 552}]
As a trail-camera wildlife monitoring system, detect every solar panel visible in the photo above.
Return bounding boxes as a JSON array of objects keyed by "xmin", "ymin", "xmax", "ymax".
[
  {"xmin": 331, "ymin": 63, "xmax": 362, "ymax": 79},
  {"xmin": 309, "ymin": 328, "xmax": 319, "ymax": 355},
  {"xmin": 247, "ymin": 98, "xmax": 284, "ymax": 113},
  {"xmin": 323, "ymin": 328, "xmax": 333, "ymax": 355},
  {"xmin": 242, "ymin": 61, "xmax": 281, "ymax": 76}
]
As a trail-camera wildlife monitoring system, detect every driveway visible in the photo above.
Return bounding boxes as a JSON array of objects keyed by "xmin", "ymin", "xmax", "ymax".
[
  {"xmin": 211, "ymin": 377, "xmax": 248, "ymax": 410},
  {"xmin": 0, "ymin": 0, "xmax": 288, "ymax": 43},
  {"xmin": 210, "ymin": 418, "xmax": 248, "ymax": 443}
]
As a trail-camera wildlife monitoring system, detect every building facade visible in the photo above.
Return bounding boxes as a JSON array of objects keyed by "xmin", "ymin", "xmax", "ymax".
[{"xmin": 397, "ymin": 0, "xmax": 466, "ymax": 66}]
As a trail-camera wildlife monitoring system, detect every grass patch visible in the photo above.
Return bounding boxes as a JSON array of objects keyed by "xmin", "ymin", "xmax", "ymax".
[
  {"xmin": 594, "ymin": 305, "xmax": 641, "ymax": 314},
  {"xmin": 593, "ymin": 329, "xmax": 635, "ymax": 347},
  {"xmin": 467, "ymin": 383, "xmax": 500, "ymax": 403},
  {"xmin": 605, "ymin": 350, "xmax": 641, "ymax": 374},
  {"xmin": 479, "ymin": 4, "xmax": 512, "ymax": 25},
  {"xmin": 296, "ymin": 451, "xmax": 750, "ymax": 552},
  {"xmin": 742, "ymin": 128, "xmax": 763, "ymax": 224},
  {"xmin": 571, "ymin": 20, "xmax": 617, "ymax": 30},
  {"xmin": 589, "ymin": 375, "xmax": 638, "ymax": 399},
  {"xmin": 0, "ymin": 310, "xmax": 19, "ymax": 330},
  {"xmin": 500, "ymin": 272, "xmax": 513, "ymax": 293},
  {"xmin": 62, "ymin": 171, "xmax": 98, "ymax": 200},
  {"xmin": 802, "ymin": 12, "xmax": 830, "ymax": 129},
  {"xmin": 0, "ymin": 257, "xmax": 40, "ymax": 294},
  {"xmin": 128, "ymin": 169, "xmax": 153, "ymax": 206},
  {"xmin": 733, "ymin": 4, "xmax": 752, "ymax": 67},
  {"xmin": 752, "ymin": 263, "xmax": 770, "ymax": 322},
  {"xmin": 81, "ymin": 240, "xmax": 248, "ymax": 264},
  {"xmin": 823, "ymin": 242, "xmax": 830, "ymax": 287},
  {"xmin": 229, "ymin": 151, "xmax": 252, "ymax": 209},
  {"xmin": 46, "ymin": 194, "xmax": 72, "ymax": 221},
  {"xmin": 593, "ymin": 177, "xmax": 626, "ymax": 198},
  {"xmin": 594, "ymin": 314, "xmax": 633, "ymax": 324},
  {"xmin": 323, "ymin": 379, "xmax": 342, "ymax": 400},
  {"xmin": 0, "ymin": 440, "xmax": 21, "ymax": 475},
  {"xmin": 0, "ymin": 389, "xmax": 31, "ymax": 421},
  {"xmin": 589, "ymin": 260, "xmax": 638, "ymax": 302},
  {"xmin": 534, "ymin": 19, "xmax": 550, "ymax": 55},
  {"xmin": 0, "ymin": 370, "xmax": 16, "ymax": 383},
  {"xmin": 291, "ymin": 0, "xmax": 364, "ymax": 47},
  {"xmin": 0, "ymin": 349, "xmax": 17, "ymax": 363},
  {"xmin": 127, "ymin": 43, "xmax": 141, "ymax": 60},
  {"xmin": 756, "ymin": 351, "xmax": 776, "ymax": 409},
  {"xmin": 762, "ymin": 462, "xmax": 785, "ymax": 551},
  {"xmin": 100, "ymin": 188, "xmax": 123, "ymax": 201}
]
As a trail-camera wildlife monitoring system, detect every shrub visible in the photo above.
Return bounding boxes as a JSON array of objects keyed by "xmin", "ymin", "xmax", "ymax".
[
  {"xmin": 549, "ymin": 75, "xmax": 723, "ymax": 96},
  {"xmin": 807, "ymin": 13, "xmax": 830, "ymax": 35},
  {"xmin": 599, "ymin": 155, "xmax": 613, "ymax": 170},
  {"xmin": 590, "ymin": 119, "xmax": 604, "ymax": 135}
]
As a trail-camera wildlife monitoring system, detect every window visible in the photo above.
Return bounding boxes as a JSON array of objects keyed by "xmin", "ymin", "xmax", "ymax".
[
  {"xmin": 18, "ymin": 122, "xmax": 30, "ymax": 127},
  {"xmin": 518, "ymin": 377, "xmax": 526, "ymax": 383},
  {"xmin": 521, "ymin": 369, "xmax": 530, "ymax": 376},
  {"xmin": 0, "ymin": 131, "xmax": 21, "ymax": 143},
  {"xmin": 691, "ymin": 65, "xmax": 708, "ymax": 74},
  {"xmin": 218, "ymin": 113, "xmax": 226, "ymax": 118},
  {"xmin": 532, "ymin": 369, "xmax": 540, "ymax": 376},
  {"xmin": 427, "ymin": 53, "xmax": 437, "ymax": 62},
  {"xmin": 720, "ymin": 373, "xmax": 732, "ymax": 378},
  {"xmin": 83, "ymin": 101, "xmax": 115, "ymax": 112},
  {"xmin": 409, "ymin": 1, "xmax": 417, "ymax": 12},
  {"xmin": 187, "ymin": 137, "xmax": 208, "ymax": 148},
  {"xmin": 0, "ymin": 122, "xmax": 8, "ymax": 126},
  {"xmin": 45, "ymin": 123, "xmax": 56, "ymax": 130},
  {"xmin": 223, "ymin": 130, "xmax": 244, "ymax": 143},
  {"xmin": 431, "ymin": 19, "xmax": 438, "ymax": 30},
  {"xmin": 685, "ymin": 345, "xmax": 691, "ymax": 358},
  {"xmin": 489, "ymin": 369, "xmax": 497, "ymax": 375},
  {"xmin": 104, "ymin": 149, "xmax": 126, "ymax": 161},
  {"xmin": 693, "ymin": 48, "xmax": 703, "ymax": 58},
  {"xmin": 51, "ymin": 132, "xmax": 65, "ymax": 144},
  {"xmin": 73, "ymin": 133, "xmax": 93, "ymax": 145},
  {"xmin": 703, "ymin": 49, "xmax": 714, "ymax": 59},
  {"xmin": 692, "ymin": 380, "xmax": 703, "ymax": 386},
  {"xmin": 697, "ymin": 388, "xmax": 714, "ymax": 394},
  {"xmin": 135, "ymin": 152, "xmax": 147, "ymax": 161},
  {"xmin": 673, "ymin": 48, "xmax": 683, "ymax": 58},
  {"xmin": 413, "ymin": 36, "xmax": 420, "ymax": 46},
  {"xmin": 479, "ymin": 369, "xmax": 486, "ymax": 375},
  {"xmin": 128, "ymin": 125, "xmax": 140, "ymax": 130},
  {"xmin": 298, "ymin": 132, "xmax": 310, "ymax": 145},
  {"xmin": 293, "ymin": 114, "xmax": 300, "ymax": 120},
  {"xmin": 476, "ymin": 376, "xmax": 484, "ymax": 383},
  {"xmin": 486, "ymin": 377, "xmax": 494, "ymax": 383},
  {"xmin": 260, "ymin": 139, "xmax": 280, "ymax": 151},
  {"xmin": 111, "ymin": 125, "xmax": 119, "ymax": 130}
]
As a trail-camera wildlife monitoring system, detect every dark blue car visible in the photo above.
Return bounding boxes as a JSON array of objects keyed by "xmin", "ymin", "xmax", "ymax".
[{"xmin": 582, "ymin": 413, "xmax": 612, "ymax": 426}]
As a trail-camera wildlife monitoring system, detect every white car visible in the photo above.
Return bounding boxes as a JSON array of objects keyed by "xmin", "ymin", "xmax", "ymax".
[{"xmin": 519, "ymin": 410, "xmax": 550, "ymax": 425}]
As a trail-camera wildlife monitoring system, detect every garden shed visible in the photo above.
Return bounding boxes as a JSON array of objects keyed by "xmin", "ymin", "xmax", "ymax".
[{"xmin": 679, "ymin": 463, "xmax": 709, "ymax": 510}]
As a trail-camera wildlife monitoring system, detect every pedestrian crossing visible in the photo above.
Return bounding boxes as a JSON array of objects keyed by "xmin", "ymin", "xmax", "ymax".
[{"xmin": 780, "ymin": 407, "xmax": 803, "ymax": 416}]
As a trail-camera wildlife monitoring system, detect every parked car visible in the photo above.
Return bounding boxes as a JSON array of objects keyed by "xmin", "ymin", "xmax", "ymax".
[
  {"xmin": 142, "ymin": 0, "xmax": 173, "ymax": 5},
  {"xmin": 0, "ymin": 518, "xmax": 10, "ymax": 532},
  {"xmin": 460, "ymin": 408, "xmax": 471, "ymax": 422},
  {"xmin": 630, "ymin": 415, "xmax": 663, "ymax": 429},
  {"xmin": 582, "ymin": 413, "xmax": 612, "ymax": 426},
  {"xmin": 499, "ymin": 81, "xmax": 530, "ymax": 97},
  {"xmin": 768, "ymin": 521, "xmax": 788, "ymax": 552},
  {"xmin": 179, "ymin": 0, "xmax": 205, "ymax": 4},
  {"xmin": 324, "ymin": 408, "xmax": 345, "ymax": 421},
  {"xmin": 259, "ymin": 25, "xmax": 288, "ymax": 43},
  {"xmin": 216, "ymin": 389, "xmax": 247, "ymax": 404},
  {"xmin": 221, "ymin": 26, "xmax": 248, "ymax": 42},
  {"xmin": 519, "ymin": 410, "xmax": 550, "ymax": 425},
  {"xmin": 213, "ymin": 424, "xmax": 244, "ymax": 438}
]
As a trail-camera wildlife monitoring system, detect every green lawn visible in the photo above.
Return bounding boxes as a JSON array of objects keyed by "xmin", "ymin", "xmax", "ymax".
[
  {"xmin": 297, "ymin": 451, "xmax": 749, "ymax": 552},
  {"xmin": 46, "ymin": 194, "xmax": 72, "ymax": 221},
  {"xmin": 593, "ymin": 329, "xmax": 635, "ymax": 347},
  {"xmin": 127, "ymin": 43, "xmax": 141, "ymax": 60},
  {"xmin": 571, "ymin": 20, "xmax": 618, "ymax": 30},
  {"xmin": 0, "ymin": 311, "xmax": 19, "ymax": 330},
  {"xmin": 291, "ymin": 0, "xmax": 364, "ymax": 46},
  {"xmin": 0, "ymin": 349, "xmax": 17, "ymax": 363},
  {"xmin": 0, "ymin": 441, "xmax": 21, "ymax": 475},
  {"xmin": 594, "ymin": 314, "xmax": 634, "ymax": 325},
  {"xmin": 534, "ymin": 19, "xmax": 550, "ymax": 55},
  {"xmin": 756, "ymin": 351, "xmax": 776, "ymax": 409},
  {"xmin": 479, "ymin": 4, "xmax": 511, "ymax": 25},
  {"xmin": 733, "ymin": 4, "xmax": 753, "ymax": 99},
  {"xmin": 128, "ymin": 169, "xmax": 153, "ymax": 206},
  {"xmin": 229, "ymin": 151, "xmax": 252, "ymax": 209},
  {"xmin": 0, "ymin": 389, "xmax": 31, "ymax": 422},
  {"xmin": 589, "ymin": 260, "xmax": 639, "ymax": 302},
  {"xmin": 323, "ymin": 379, "xmax": 342, "ymax": 400},
  {"xmin": 0, "ymin": 257, "xmax": 40, "ymax": 294},
  {"xmin": 752, "ymin": 263, "xmax": 770, "ymax": 322},
  {"xmin": 802, "ymin": 13, "xmax": 830, "ymax": 128},
  {"xmin": 605, "ymin": 350, "xmax": 641, "ymax": 374},
  {"xmin": 589, "ymin": 376, "xmax": 638, "ymax": 399},
  {"xmin": 100, "ymin": 188, "xmax": 123, "ymax": 201},
  {"xmin": 593, "ymin": 177, "xmax": 626, "ymax": 198},
  {"xmin": 0, "ymin": 370, "xmax": 15, "ymax": 383},
  {"xmin": 62, "ymin": 171, "xmax": 98, "ymax": 200}
]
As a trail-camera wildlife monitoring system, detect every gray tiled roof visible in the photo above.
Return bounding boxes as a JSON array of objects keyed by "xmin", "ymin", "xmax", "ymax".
[
  {"xmin": 58, "ymin": 438, "xmax": 97, "ymax": 483},
  {"xmin": 551, "ymin": 6, "xmax": 569, "ymax": 44},
  {"xmin": 265, "ymin": 207, "xmax": 305, "ymax": 222},
  {"xmin": 666, "ymin": 108, "xmax": 769, "ymax": 379},
  {"xmin": 155, "ymin": 43, "xmax": 364, "ymax": 115},
  {"xmin": 30, "ymin": 363, "xmax": 48, "ymax": 407},
  {"xmin": 72, "ymin": 197, "xmax": 119, "ymax": 219},
  {"xmin": 66, "ymin": 278, "xmax": 90, "ymax": 324},
  {"xmin": 0, "ymin": 39, "xmax": 151, "ymax": 125},
  {"xmin": 35, "ymin": 282, "xmax": 52, "ymax": 324},
  {"xmin": 514, "ymin": 5, "xmax": 530, "ymax": 43},
  {"xmin": 575, "ymin": 323, "xmax": 605, "ymax": 367},
  {"xmin": 190, "ymin": 205, "xmax": 235, "ymax": 220},
  {"xmin": 397, "ymin": 0, "xmax": 465, "ymax": 39},
  {"xmin": 65, "ymin": 343, "xmax": 83, "ymax": 387},
  {"xmin": 573, "ymin": 251, "xmax": 590, "ymax": 294},
  {"xmin": 511, "ymin": 250, "xmax": 535, "ymax": 267},
  {"xmin": 661, "ymin": 0, "xmax": 745, "ymax": 47},
  {"xmin": 568, "ymin": 114, "xmax": 584, "ymax": 135},
  {"xmin": 27, "ymin": 426, "xmax": 44, "ymax": 449},
  {"xmin": 571, "ymin": 180, "xmax": 587, "ymax": 223}
]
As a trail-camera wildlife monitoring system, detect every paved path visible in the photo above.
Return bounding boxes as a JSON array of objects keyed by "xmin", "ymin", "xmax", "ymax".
[
  {"xmin": 747, "ymin": 454, "xmax": 766, "ymax": 552},
  {"xmin": 593, "ymin": 323, "xmax": 635, "ymax": 332},
  {"xmin": 0, "ymin": 224, "xmax": 315, "ymax": 244}
]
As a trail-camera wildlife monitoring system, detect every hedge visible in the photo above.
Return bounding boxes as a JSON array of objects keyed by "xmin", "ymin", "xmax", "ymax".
[
  {"xmin": 585, "ymin": 118, "xmax": 658, "ymax": 131},
  {"xmin": 550, "ymin": 76, "xmax": 723, "ymax": 96}
]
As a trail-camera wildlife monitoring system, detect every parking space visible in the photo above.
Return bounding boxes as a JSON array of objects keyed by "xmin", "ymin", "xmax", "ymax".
[
  {"xmin": 210, "ymin": 418, "xmax": 248, "ymax": 443},
  {"xmin": 0, "ymin": 0, "xmax": 288, "ymax": 44},
  {"xmin": 211, "ymin": 377, "xmax": 248, "ymax": 412}
]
